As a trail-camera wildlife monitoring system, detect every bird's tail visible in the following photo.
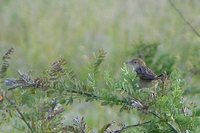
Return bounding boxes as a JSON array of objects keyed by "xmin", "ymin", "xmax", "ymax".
[{"xmin": 157, "ymin": 71, "xmax": 168, "ymax": 83}]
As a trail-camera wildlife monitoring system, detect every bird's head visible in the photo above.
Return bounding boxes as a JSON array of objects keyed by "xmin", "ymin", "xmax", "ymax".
[{"xmin": 126, "ymin": 58, "xmax": 146, "ymax": 70}]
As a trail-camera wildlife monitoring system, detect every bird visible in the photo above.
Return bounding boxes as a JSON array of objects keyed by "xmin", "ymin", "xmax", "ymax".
[
  {"xmin": 126, "ymin": 58, "xmax": 157, "ymax": 81},
  {"xmin": 126, "ymin": 58, "xmax": 167, "ymax": 89}
]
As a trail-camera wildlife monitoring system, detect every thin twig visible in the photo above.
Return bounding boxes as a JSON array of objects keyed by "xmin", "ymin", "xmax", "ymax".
[
  {"xmin": 71, "ymin": 90, "xmax": 99, "ymax": 99},
  {"xmin": 5, "ymin": 95, "xmax": 34, "ymax": 133},
  {"xmin": 168, "ymin": 0, "xmax": 200, "ymax": 38},
  {"xmin": 109, "ymin": 121, "xmax": 151, "ymax": 133}
]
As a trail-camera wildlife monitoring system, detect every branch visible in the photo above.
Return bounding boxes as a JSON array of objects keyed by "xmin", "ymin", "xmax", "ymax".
[
  {"xmin": 71, "ymin": 90, "xmax": 99, "ymax": 100},
  {"xmin": 109, "ymin": 121, "xmax": 151, "ymax": 133},
  {"xmin": 168, "ymin": 0, "xmax": 200, "ymax": 38},
  {"xmin": 5, "ymin": 95, "xmax": 34, "ymax": 133}
]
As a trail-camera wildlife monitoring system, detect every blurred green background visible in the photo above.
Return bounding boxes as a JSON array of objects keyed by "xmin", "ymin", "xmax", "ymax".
[{"xmin": 0, "ymin": 0, "xmax": 200, "ymax": 132}]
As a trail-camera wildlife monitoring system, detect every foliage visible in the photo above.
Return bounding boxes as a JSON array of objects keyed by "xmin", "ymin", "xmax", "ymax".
[{"xmin": 0, "ymin": 47, "xmax": 199, "ymax": 133}]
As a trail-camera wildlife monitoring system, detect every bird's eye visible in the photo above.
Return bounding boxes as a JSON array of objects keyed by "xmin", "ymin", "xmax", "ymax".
[{"xmin": 134, "ymin": 61, "xmax": 136, "ymax": 63}]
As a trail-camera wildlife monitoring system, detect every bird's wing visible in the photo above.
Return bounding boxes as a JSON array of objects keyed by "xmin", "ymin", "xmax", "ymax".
[{"xmin": 136, "ymin": 66, "xmax": 157, "ymax": 80}]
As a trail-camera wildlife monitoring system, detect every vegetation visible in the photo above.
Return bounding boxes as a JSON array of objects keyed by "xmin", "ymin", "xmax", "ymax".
[
  {"xmin": 0, "ymin": 0, "xmax": 200, "ymax": 132},
  {"xmin": 0, "ymin": 46, "xmax": 199, "ymax": 132}
]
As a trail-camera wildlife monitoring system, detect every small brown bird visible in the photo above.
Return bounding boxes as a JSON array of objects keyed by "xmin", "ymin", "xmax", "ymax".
[
  {"xmin": 126, "ymin": 58, "xmax": 163, "ymax": 89},
  {"xmin": 126, "ymin": 58, "xmax": 157, "ymax": 81},
  {"xmin": 127, "ymin": 58, "xmax": 169, "ymax": 100},
  {"xmin": 126, "ymin": 58, "xmax": 161, "ymax": 100}
]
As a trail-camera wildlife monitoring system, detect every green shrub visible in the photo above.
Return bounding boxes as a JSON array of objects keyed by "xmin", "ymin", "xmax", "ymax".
[{"xmin": 0, "ymin": 48, "xmax": 199, "ymax": 133}]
